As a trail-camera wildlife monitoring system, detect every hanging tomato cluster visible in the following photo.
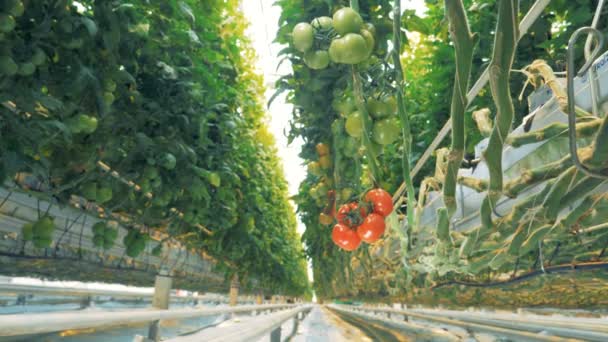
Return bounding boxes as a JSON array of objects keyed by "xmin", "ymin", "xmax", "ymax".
[
  {"xmin": 331, "ymin": 188, "xmax": 393, "ymax": 251},
  {"xmin": 292, "ymin": 8, "xmax": 375, "ymax": 70}
]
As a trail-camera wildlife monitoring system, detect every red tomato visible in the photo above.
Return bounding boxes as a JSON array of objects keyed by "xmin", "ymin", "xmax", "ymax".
[
  {"xmin": 332, "ymin": 223, "xmax": 361, "ymax": 251},
  {"xmin": 364, "ymin": 188, "xmax": 393, "ymax": 217},
  {"xmin": 336, "ymin": 202, "xmax": 367, "ymax": 226},
  {"xmin": 356, "ymin": 213, "xmax": 386, "ymax": 243}
]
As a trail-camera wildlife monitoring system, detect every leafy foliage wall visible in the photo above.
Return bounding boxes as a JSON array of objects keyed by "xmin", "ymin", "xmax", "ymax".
[{"xmin": 0, "ymin": 0, "xmax": 308, "ymax": 296}]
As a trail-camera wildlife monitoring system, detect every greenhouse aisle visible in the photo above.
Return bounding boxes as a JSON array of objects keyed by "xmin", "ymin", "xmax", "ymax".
[{"xmin": 292, "ymin": 306, "xmax": 349, "ymax": 342}]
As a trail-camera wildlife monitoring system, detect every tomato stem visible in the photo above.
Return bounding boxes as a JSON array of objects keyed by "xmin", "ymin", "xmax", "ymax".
[{"xmin": 392, "ymin": 0, "xmax": 416, "ymax": 250}]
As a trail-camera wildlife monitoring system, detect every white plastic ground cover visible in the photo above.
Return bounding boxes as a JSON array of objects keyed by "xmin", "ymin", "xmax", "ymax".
[
  {"xmin": 0, "ymin": 187, "xmax": 221, "ymax": 281},
  {"xmin": 419, "ymin": 49, "xmax": 608, "ymax": 232}
]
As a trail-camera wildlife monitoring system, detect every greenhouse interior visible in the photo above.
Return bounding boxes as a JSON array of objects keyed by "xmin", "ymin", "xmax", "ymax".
[{"xmin": 0, "ymin": 0, "xmax": 607, "ymax": 341}]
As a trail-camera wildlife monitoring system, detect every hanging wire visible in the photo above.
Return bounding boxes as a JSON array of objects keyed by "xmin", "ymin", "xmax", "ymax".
[{"xmin": 566, "ymin": 27, "xmax": 607, "ymax": 179}]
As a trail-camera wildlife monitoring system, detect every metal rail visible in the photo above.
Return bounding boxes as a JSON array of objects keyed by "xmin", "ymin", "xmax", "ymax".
[
  {"xmin": 335, "ymin": 305, "xmax": 608, "ymax": 342},
  {"xmin": 411, "ymin": 308, "xmax": 608, "ymax": 336},
  {"xmin": 0, "ymin": 282, "xmax": 244, "ymax": 303},
  {"xmin": 0, "ymin": 304, "xmax": 297, "ymax": 337},
  {"xmin": 392, "ymin": 0, "xmax": 552, "ymax": 203},
  {"xmin": 167, "ymin": 305, "xmax": 312, "ymax": 342}
]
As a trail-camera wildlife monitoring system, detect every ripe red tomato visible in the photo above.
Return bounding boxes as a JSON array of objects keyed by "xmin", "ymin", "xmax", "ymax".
[
  {"xmin": 332, "ymin": 223, "xmax": 361, "ymax": 251},
  {"xmin": 365, "ymin": 188, "xmax": 393, "ymax": 217},
  {"xmin": 356, "ymin": 213, "xmax": 385, "ymax": 243},
  {"xmin": 336, "ymin": 202, "xmax": 367, "ymax": 226}
]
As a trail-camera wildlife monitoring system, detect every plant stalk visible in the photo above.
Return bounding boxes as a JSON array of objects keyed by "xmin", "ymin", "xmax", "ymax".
[
  {"xmin": 480, "ymin": 0, "xmax": 519, "ymax": 231},
  {"xmin": 442, "ymin": 0, "xmax": 478, "ymax": 217},
  {"xmin": 392, "ymin": 0, "xmax": 416, "ymax": 247}
]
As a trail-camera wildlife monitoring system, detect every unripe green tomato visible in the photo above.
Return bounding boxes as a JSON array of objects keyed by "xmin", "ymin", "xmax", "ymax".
[
  {"xmin": 345, "ymin": 111, "xmax": 364, "ymax": 138},
  {"xmin": 9, "ymin": 1, "xmax": 24, "ymax": 17},
  {"xmin": 332, "ymin": 95, "xmax": 356, "ymax": 115},
  {"xmin": 364, "ymin": 22, "xmax": 376, "ymax": 36},
  {"xmin": 341, "ymin": 187, "xmax": 355, "ymax": 201},
  {"xmin": 307, "ymin": 161, "xmax": 322, "ymax": 177},
  {"xmin": 304, "ymin": 50, "xmax": 329, "ymax": 70},
  {"xmin": 0, "ymin": 15, "xmax": 16, "ymax": 33},
  {"xmin": 17, "ymin": 62, "xmax": 35, "ymax": 76},
  {"xmin": 316, "ymin": 182, "xmax": 329, "ymax": 198},
  {"xmin": 31, "ymin": 48, "xmax": 47, "ymax": 66},
  {"xmin": 292, "ymin": 22, "xmax": 314, "ymax": 52},
  {"xmin": 103, "ymin": 92, "xmax": 115, "ymax": 105},
  {"xmin": 311, "ymin": 16, "xmax": 333, "ymax": 30},
  {"xmin": 360, "ymin": 29, "xmax": 375, "ymax": 55},
  {"xmin": 328, "ymin": 38, "xmax": 345, "ymax": 63},
  {"xmin": 383, "ymin": 96, "xmax": 397, "ymax": 116},
  {"xmin": 0, "ymin": 55, "xmax": 18, "ymax": 76},
  {"xmin": 332, "ymin": 7, "xmax": 363, "ymax": 35},
  {"xmin": 367, "ymin": 98, "xmax": 387, "ymax": 119},
  {"xmin": 339, "ymin": 33, "xmax": 368, "ymax": 64},
  {"xmin": 372, "ymin": 117, "xmax": 400, "ymax": 145}
]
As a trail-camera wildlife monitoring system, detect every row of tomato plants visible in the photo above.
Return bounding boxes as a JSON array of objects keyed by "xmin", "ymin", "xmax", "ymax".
[
  {"xmin": 276, "ymin": 0, "xmax": 607, "ymax": 300},
  {"xmin": 0, "ymin": 0, "xmax": 308, "ymax": 296}
]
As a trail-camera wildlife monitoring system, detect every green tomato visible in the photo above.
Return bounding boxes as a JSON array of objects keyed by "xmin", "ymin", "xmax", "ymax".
[
  {"xmin": 80, "ymin": 114, "xmax": 98, "ymax": 134},
  {"xmin": 103, "ymin": 92, "xmax": 115, "ymax": 105},
  {"xmin": 0, "ymin": 55, "xmax": 18, "ymax": 76},
  {"xmin": 345, "ymin": 111, "xmax": 363, "ymax": 138},
  {"xmin": 292, "ymin": 22, "xmax": 314, "ymax": 52},
  {"xmin": 364, "ymin": 22, "xmax": 376, "ymax": 36},
  {"xmin": 340, "ymin": 187, "xmax": 355, "ymax": 201},
  {"xmin": 104, "ymin": 79, "xmax": 117, "ymax": 92},
  {"xmin": 307, "ymin": 161, "xmax": 322, "ymax": 177},
  {"xmin": 328, "ymin": 38, "xmax": 345, "ymax": 63},
  {"xmin": 0, "ymin": 15, "xmax": 16, "ymax": 33},
  {"xmin": 316, "ymin": 182, "xmax": 329, "ymax": 198},
  {"xmin": 159, "ymin": 153, "xmax": 176, "ymax": 170},
  {"xmin": 9, "ymin": 1, "xmax": 24, "ymax": 17},
  {"xmin": 372, "ymin": 117, "xmax": 400, "ymax": 145},
  {"xmin": 303, "ymin": 50, "xmax": 329, "ymax": 70},
  {"xmin": 17, "ymin": 62, "xmax": 36, "ymax": 76},
  {"xmin": 332, "ymin": 95, "xmax": 356, "ymax": 115},
  {"xmin": 311, "ymin": 16, "xmax": 333, "ymax": 31},
  {"xmin": 383, "ymin": 96, "xmax": 397, "ymax": 116},
  {"xmin": 143, "ymin": 166, "xmax": 159, "ymax": 180},
  {"xmin": 332, "ymin": 7, "xmax": 363, "ymax": 35},
  {"xmin": 207, "ymin": 172, "xmax": 221, "ymax": 187},
  {"xmin": 360, "ymin": 29, "xmax": 375, "ymax": 55},
  {"xmin": 337, "ymin": 33, "xmax": 369, "ymax": 64},
  {"xmin": 31, "ymin": 48, "xmax": 47, "ymax": 66},
  {"xmin": 367, "ymin": 98, "xmax": 387, "ymax": 119},
  {"xmin": 309, "ymin": 185, "xmax": 319, "ymax": 199}
]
